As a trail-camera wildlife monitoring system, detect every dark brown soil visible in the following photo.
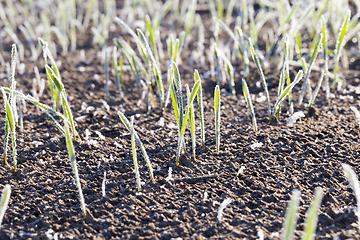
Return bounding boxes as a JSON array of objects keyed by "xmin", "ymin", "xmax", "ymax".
[{"xmin": 1, "ymin": 2, "xmax": 360, "ymax": 240}]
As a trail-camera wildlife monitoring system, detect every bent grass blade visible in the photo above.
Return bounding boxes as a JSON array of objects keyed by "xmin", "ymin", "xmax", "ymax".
[{"xmin": 118, "ymin": 111, "xmax": 154, "ymax": 180}]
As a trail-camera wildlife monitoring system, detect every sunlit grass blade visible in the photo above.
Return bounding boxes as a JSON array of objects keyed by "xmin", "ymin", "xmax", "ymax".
[
  {"xmin": 64, "ymin": 120, "xmax": 86, "ymax": 219},
  {"xmin": 1, "ymin": 89, "xmax": 16, "ymax": 171},
  {"xmin": 276, "ymin": 37, "xmax": 288, "ymax": 117},
  {"xmin": 273, "ymin": 70, "xmax": 303, "ymax": 118},
  {"xmin": 137, "ymin": 28, "xmax": 164, "ymax": 109},
  {"xmin": 308, "ymin": 71, "xmax": 324, "ymax": 114},
  {"xmin": 0, "ymin": 184, "xmax": 11, "ymax": 230},
  {"xmin": 194, "ymin": 70, "xmax": 205, "ymax": 149},
  {"xmin": 130, "ymin": 116, "xmax": 141, "ymax": 191},
  {"xmin": 298, "ymin": 34, "xmax": 323, "ymax": 107},
  {"xmin": 247, "ymin": 38, "xmax": 271, "ymax": 121},
  {"xmin": 214, "ymin": 85, "xmax": 220, "ymax": 153},
  {"xmin": 113, "ymin": 46, "xmax": 123, "ymax": 98},
  {"xmin": 118, "ymin": 111, "xmax": 154, "ymax": 180},
  {"xmin": 302, "ymin": 188, "xmax": 323, "ymax": 240},
  {"xmin": 213, "ymin": 44, "xmax": 222, "ymax": 87},
  {"xmin": 281, "ymin": 189, "xmax": 301, "ymax": 240},
  {"xmin": 46, "ymin": 65, "xmax": 79, "ymax": 140},
  {"xmin": 186, "ymin": 85, "xmax": 196, "ymax": 160},
  {"xmin": 321, "ymin": 16, "xmax": 330, "ymax": 102},
  {"xmin": 296, "ymin": 31, "xmax": 303, "ymax": 59},
  {"xmin": 342, "ymin": 164, "xmax": 360, "ymax": 232},
  {"xmin": 175, "ymin": 80, "xmax": 201, "ymax": 166},
  {"xmin": 333, "ymin": 10, "xmax": 350, "ymax": 90},
  {"xmin": 242, "ymin": 79, "xmax": 257, "ymax": 132},
  {"xmin": 172, "ymin": 62, "xmax": 184, "ymax": 135},
  {"xmin": 145, "ymin": 15, "xmax": 159, "ymax": 65},
  {"xmin": 225, "ymin": 58, "xmax": 235, "ymax": 95}
]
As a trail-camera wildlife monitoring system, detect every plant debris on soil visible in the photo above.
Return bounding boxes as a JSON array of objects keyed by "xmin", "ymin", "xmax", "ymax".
[{"xmin": 2, "ymin": 0, "xmax": 360, "ymax": 239}]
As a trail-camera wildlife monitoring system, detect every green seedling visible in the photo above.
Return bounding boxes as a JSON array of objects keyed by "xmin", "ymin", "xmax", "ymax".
[
  {"xmin": 0, "ymin": 184, "xmax": 11, "ymax": 230},
  {"xmin": 298, "ymin": 34, "xmax": 323, "ymax": 107},
  {"xmin": 333, "ymin": 10, "xmax": 350, "ymax": 90},
  {"xmin": 113, "ymin": 46, "xmax": 123, "ymax": 98},
  {"xmin": 194, "ymin": 70, "xmax": 205, "ymax": 149},
  {"xmin": 64, "ymin": 120, "xmax": 86, "ymax": 219},
  {"xmin": 242, "ymin": 79, "xmax": 257, "ymax": 132},
  {"xmin": 3, "ymin": 44, "xmax": 17, "ymax": 170},
  {"xmin": 247, "ymin": 38, "xmax": 271, "ymax": 121},
  {"xmin": 213, "ymin": 44, "xmax": 222, "ymax": 87},
  {"xmin": 214, "ymin": 85, "xmax": 220, "ymax": 153},
  {"xmin": 276, "ymin": 37, "xmax": 289, "ymax": 117},
  {"xmin": 281, "ymin": 189, "xmax": 300, "ymax": 240},
  {"xmin": 130, "ymin": 116, "xmax": 141, "ymax": 191},
  {"xmin": 342, "ymin": 164, "xmax": 360, "ymax": 232},
  {"xmin": 302, "ymin": 188, "xmax": 323, "ymax": 240},
  {"xmin": 295, "ymin": 31, "xmax": 303, "ymax": 59},
  {"xmin": 273, "ymin": 70, "xmax": 304, "ymax": 119},
  {"xmin": 145, "ymin": 15, "xmax": 159, "ymax": 65},
  {"xmin": 321, "ymin": 16, "xmax": 330, "ymax": 102},
  {"xmin": 46, "ymin": 65, "xmax": 79, "ymax": 140},
  {"xmin": 118, "ymin": 111, "xmax": 154, "ymax": 180},
  {"xmin": 308, "ymin": 71, "xmax": 324, "ymax": 114},
  {"xmin": 186, "ymin": 85, "xmax": 196, "ymax": 160}
]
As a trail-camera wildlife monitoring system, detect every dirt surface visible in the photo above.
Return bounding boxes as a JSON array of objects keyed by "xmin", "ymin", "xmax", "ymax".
[{"xmin": 1, "ymin": 2, "xmax": 360, "ymax": 240}]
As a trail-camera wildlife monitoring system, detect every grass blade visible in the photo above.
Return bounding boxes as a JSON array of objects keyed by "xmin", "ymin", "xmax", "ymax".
[
  {"xmin": 242, "ymin": 79, "xmax": 257, "ymax": 132},
  {"xmin": 308, "ymin": 71, "xmax": 324, "ymax": 114},
  {"xmin": 175, "ymin": 80, "xmax": 201, "ymax": 166},
  {"xmin": 214, "ymin": 85, "xmax": 220, "ymax": 153},
  {"xmin": 194, "ymin": 70, "xmax": 205, "ymax": 149},
  {"xmin": 302, "ymin": 188, "xmax": 323, "ymax": 240},
  {"xmin": 130, "ymin": 116, "xmax": 141, "ymax": 191},
  {"xmin": 342, "ymin": 164, "xmax": 360, "ymax": 232},
  {"xmin": 118, "ymin": 111, "xmax": 154, "ymax": 180},
  {"xmin": 64, "ymin": 120, "xmax": 86, "ymax": 219},
  {"xmin": 298, "ymin": 34, "xmax": 323, "ymax": 107},
  {"xmin": 0, "ymin": 184, "xmax": 11, "ymax": 230},
  {"xmin": 321, "ymin": 16, "xmax": 330, "ymax": 102},
  {"xmin": 333, "ymin": 10, "xmax": 350, "ymax": 90},
  {"xmin": 186, "ymin": 85, "xmax": 196, "ymax": 160},
  {"xmin": 247, "ymin": 38, "xmax": 271, "ymax": 121},
  {"xmin": 281, "ymin": 189, "xmax": 301, "ymax": 240}
]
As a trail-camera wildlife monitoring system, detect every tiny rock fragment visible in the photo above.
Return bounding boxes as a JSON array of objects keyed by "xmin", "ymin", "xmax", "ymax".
[{"xmin": 286, "ymin": 111, "xmax": 305, "ymax": 125}]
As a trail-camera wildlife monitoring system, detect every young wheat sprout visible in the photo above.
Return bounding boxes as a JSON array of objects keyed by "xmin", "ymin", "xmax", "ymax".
[
  {"xmin": 301, "ymin": 188, "xmax": 323, "ymax": 240},
  {"xmin": 214, "ymin": 85, "xmax": 220, "ymax": 153},
  {"xmin": 130, "ymin": 116, "xmax": 141, "ymax": 191},
  {"xmin": 242, "ymin": 79, "xmax": 257, "ymax": 132},
  {"xmin": 0, "ymin": 184, "xmax": 11, "ymax": 230},
  {"xmin": 194, "ymin": 70, "xmax": 205, "ymax": 149},
  {"xmin": 64, "ymin": 120, "xmax": 86, "ymax": 219},
  {"xmin": 342, "ymin": 164, "xmax": 360, "ymax": 232},
  {"xmin": 281, "ymin": 189, "xmax": 300, "ymax": 240}
]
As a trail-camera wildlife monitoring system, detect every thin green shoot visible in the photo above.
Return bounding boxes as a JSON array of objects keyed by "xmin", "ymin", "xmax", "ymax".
[
  {"xmin": 1, "ymin": 89, "xmax": 16, "ymax": 171},
  {"xmin": 321, "ymin": 16, "xmax": 330, "ymax": 102},
  {"xmin": 242, "ymin": 79, "xmax": 257, "ymax": 132},
  {"xmin": 342, "ymin": 164, "xmax": 360, "ymax": 232},
  {"xmin": 301, "ymin": 188, "xmax": 323, "ymax": 240},
  {"xmin": 308, "ymin": 71, "xmax": 324, "ymax": 114},
  {"xmin": 113, "ymin": 46, "xmax": 123, "ymax": 98},
  {"xmin": 333, "ymin": 10, "xmax": 350, "ymax": 90},
  {"xmin": 214, "ymin": 85, "xmax": 220, "ymax": 153},
  {"xmin": 276, "ymin": 37, "xmax": 288, "ymax": 117},
  {"xmin": 216, "ymin": 0, "xmax": 223, "ymax": 20},
  {"xmin": 64, "ymin": 120, "xmax": 86, "ymax": 219},
  {"xmin": 298, "ymin": 34, "xmax": 323, "ymax": 107},
  {"xmin": 194, "ymin": 70, "xmax": 205, "ymax": 149},
  {"xmin": 45, "ymin": 66, "xmax": 79, "ymax": 140},
  {"xmin": 186, "ymin": 85, "xmax": 196, "ymax": 160},
  {"xmin": 145, "ymin": 15, "xmax": 159, "ymax": 65},
  {"xmin": 281, "ymin": 189, "xmax": 301, "ymax": 240},
  {"xmin": 0, "ymin": 184, "xmax": 11, "ymax": 230},
  {"xmin": 273, "ymin": 70, "xmax": 303, "ymax": 119},
  {"xmin": 118, "ymin": 111, "xmax": 154, "ymax": 180},
  {"xmin": 296, "ymin": 31, "xmax": 303, "ymax": 59},
  {"xmin": 247, "ymin": 38, "xmax": 271, "ymax": 121},
  {"xmin": 175, "ymin": 79, "xmax": 201, "ymax": 166},
  {"xmin": 213, "ymin": 44, "xmax": 222, "ymax": 87},
  {"xmin": 130, "ymin": 116, "xmax": 141, "ymax": 191}
]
